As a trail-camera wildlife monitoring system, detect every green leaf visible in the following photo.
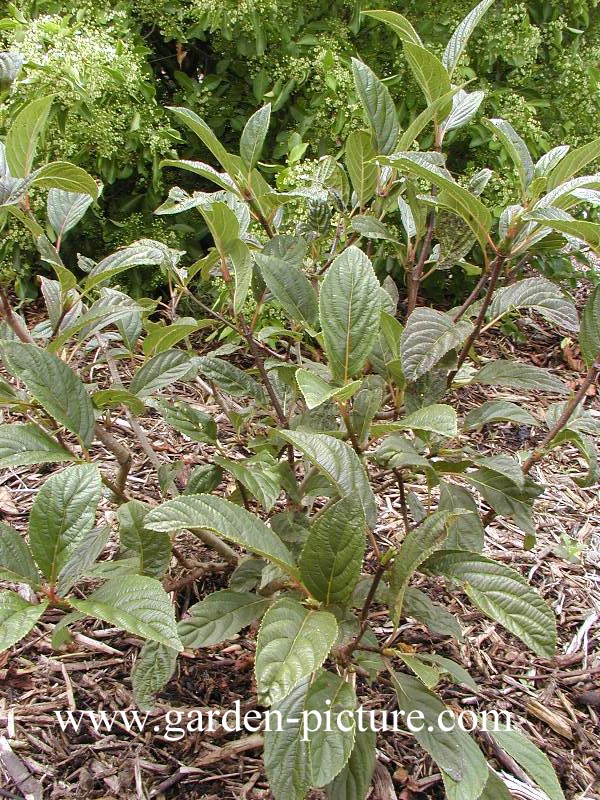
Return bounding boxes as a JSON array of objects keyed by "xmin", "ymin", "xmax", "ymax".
[
  {"xmin": 56, "ymin": 525, "xmax": 110, "ymax": 596},
  {"xmin": 389, "ymin": 511, "xmax": 458, "ymax": 623},
  {"xmin": 1, "ymin": 342, "xmax": 95, "ymax": 446},
  {"xmin": 159, "ymin": 159, "xmax": 240, "ymax": 194},
  {"xmin": 371, "ymin": 404, "xmax": 458, "ymax": 439},
  {"xmin": 489, "ymin": 276, "xmax": 578, "ymax": 331},
  {"xmin": 395, "ymin": 652, "xmax": 440, "ymax": 688},
  {"xmin": 464, "ymin": 400, "xmax": 538, "ymax": 430},
  {"xmin": 168, "ymin": 107, "xmax": 241, "ymax": 179},
  {"xmin": 442, "ymin": 0, "xmax": 495, "ymax": 76},
  {"xmin": 195, "ymin": 355, "xmax": 266, "ymax": 401},
  {"xmin": 154, "ymin": 399, "xmax": 217, "ymax": 443},
  {"xmin": 319, "ymin": 245, "xmax": 381, "ymax": 382},
  {"xmin": 118, "ymin": 500, "xmax": 171, "ymax": 579},
  {"xmin": 443, "ymin": 90, "xmax": 484, "ymax": 134},
  {"xmin": 425, "ymin": 551, "xmax": 556, "ymax": 657},
  {"xmin": 485, "ymin": 118, "xmax": 534, "ymax": 194},
  {"xmin": 534, "ymin": 146, "xmax": 570, "ymax": 179},
  {"xmin": 398, "ymin": 87, "xmax": 463, "ymax": 149},
  {"xmin": 362, "ymin": 9, "xmax": 422, "ymax": 46},
  {"xmin": 184, "ymin": 464, "xmax": 223, "ymax": 495},
  {"xmin": 473, "ymin": 359, "xmax": 568, "ymax": 394},
  {"xmin": 142, "ymin": 319, "xmax": 201, "ymax": 356},
  {"xmin": 30, "ymin": 162, "xmax": 98, "ymax": 198},
  {"xmin": 525, "ymin": 208, "xmax": 600, "ymax": 254},
  {"xmin": 390, "ymin": 671, "xmax": 488, "ymax": 792},
  {"xmin": 438, "ymin": 481, "xmax": 484, "ymax": 551},
  {"xmin": 345, "ymin": 130, "xmax": 377, "ymax": 207},
  {"xmin": 145, "ymin": 494, "xmax": 299, "ymax": 579},
  {"xmin": 381, "ymin": 153, "xmax": 492, "ymax": 251},
  {"xmin": 477, "ymin": 769, "xmax": 512, "ymax": 800},
  {"xmin": 374, "ymin": 435, "xmax": 430, "ymax": 471},
  {"xmin": 489, "ymin": 729, "xmax": 566, "ymax": 800},
  {"xmin": 230, "ymin": 237, "xmax": 253, "ymax": 314},
  {"xmin": 404, "ymin": 43, "xmax": 452, "ymax": 112},
  {"xmin": 0, "ymin": 523, "xmax": 39, "ymax": 586},
  {"xmin": 0, "ymin": 52, "xmax": 23, "ymax": 88},
  {"xmin": 465, "ymin": 468, "xmax": 541, "ymax": 536},
  {"xmin": 277, "ymin": 430, "xmax": 377, "ymax": 528},
  {"xmin": 326, "ymin": 725, "xmax": 376, "ymax": 800},
  {"xmin": 580, "ymin": 285, "xmax": 600, "ymax": 368},
  {"xmin": 240, "ymin": 103, "xmax": 271, "ymax": 169},
  {"xmin": 305, "ymin": 670, "xmax": 357, "ymax": 786},
  {"xmin": 547, "ymin": 134, "xmax": 600, "ymax": 190},
  {"xmin": 401, "ymin": 308, "xmax": 473, "ymax": 381},
  {"xmin": 296, "ymin": 369, "xmax": 361, "ymax": 410},
  {"xmin": 416, "ymin": 653, "xmax": 477, "ymax": 690},
  {"xmin": 5, "ymin": 95, "xmax": 53, "ymax": 177},
  {"xmin": 0, "ymin": 422, "xmax": 74, "ymax": 469},
  {"xmin": 213, "ymin": 454, "xmax": 282, "ymax": 512},
  {"xmin": 264, "ymin": 678, "xmax": 311, "ymax": 800},
  {"xmin": 178, "ymin": 589, "xmax": 269, "ymax": 648},
  {"xmin": 47, "ymin": 189, "xmax": 95, "ymax": 239},
  {"xmin": 255, "ymin": 252, "xmax": 319, "ymax": 329},
  {"xmin": 130, "ymin": 349, "xmax": 195, "ymax": 397},
  {"xmin": 351, "ymin": 59, "xmax": 399, "ymax": 155},
  {"xmin": 299, "ymin": 496, "xmax": 366, "ymax": 605},
  {"xmin": 72, "ymin": 575, "xmax": 182, "ymax": 650},
  {"xmin": 404, "ymin": 586, "xmax": 463, "ymax": 640},
  {"xmin": 351, "ymin": 215, "xmax": 399, "ymax": 242},
  {"xmin": 255, "ymin": 596, "xmax": 338, "ymax": 705},
  {"xmin": 0, "ymin": 591, "xmax": 48, "ymax": 653},
  {"xmin": 85, "ymin": 239, "xmax": 181, "ymax": 291},
  {"xmin": 131, "ymin": 641, "xmax": 178, "ymax": 711},
  {"xmin": 92, "ymin": 388, "xmax": 145, "ymax": 416},
  {"xmin": 29, "ymin": 464, "xmax": 101, "ymax": 583}
]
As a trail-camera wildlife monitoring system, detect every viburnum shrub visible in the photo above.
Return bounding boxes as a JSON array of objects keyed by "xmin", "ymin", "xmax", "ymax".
[{"xmin": 1, "ymin": 3, "xmax": 600, "ymax": 798}]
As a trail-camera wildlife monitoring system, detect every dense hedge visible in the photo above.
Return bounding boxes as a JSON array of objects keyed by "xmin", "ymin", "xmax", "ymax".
[{"xmin": 2, "ymin": 0, "xmax": 600, "ymax": 289}]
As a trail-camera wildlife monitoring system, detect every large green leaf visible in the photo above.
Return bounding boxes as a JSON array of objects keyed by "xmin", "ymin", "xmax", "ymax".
[
  {"xmin": 195, "ymin": 355, "xmax": 266, "ymax": 401},
  {"xmin": 326, "ymin": 726, "xmax": 376, "ymax": 800},
  {"xmin": 72, "ymin": 575, "xmax": 182, "ymax": 650},
  {"xmin": 525, "ymin": 208, "xmax": 600, "ymax": 253},
  {"xmin": 178, "ymin": 589, "xmax": 270, "ymax": 648},
  {"xmin": 159, "ymin": 159, "xmax": 239, "ymax": 194},
  {"xmin": 389, "ymin": 511, "xmax": 458, "ymax": 624},
  {"xmin": 547, "ymin": 134, "xmax": 600, "ymax": 190},
  {"xmin": 404, "ymin": 43, "xmax": 452, "ymax": 112},
  {"xmin": 371, "ymin": 404, "xmax": 458, "ymax": 439},
  {"xmin": 118, "ymin": 500, "xmax": 171, "ymax": 579},
  {"xmin": 5, "ymin": 95, "xmax": 53, "ymax": 177},
  {"xmin": 404, "ymin": 586, "xmax": 464, "ymax": 640},
  {"xmin": 442, "ymin": 0, "xmax": 495, "ymax": 76},
  {"xmin": 240, "ymin": 103, "xmax": 271, "ymax": 169},
  {"xmin": 0, "ymin": 523, "xmax": 39, "ymax": 586},
  {"xmin": 362, "ymin": 9, "xmax": 422, "ymax": 46},
  {"xmin": 167, "ymin": 106, "xmax": 240, "ymax": 178},
  {"xmin": 213, "ymin": 453, "xmax": 282, "ymax": 512},
  {"xmin": 30, "ymin": 162, "xmax": 98, "ymax": 198},
  {"xmin": 425, "ymin": 551, "xmax": 556, "ymax": 657},
  {"xmin": 489, "ymin": 729, "xmax": 565, "ymax": 800},
  {"xmin": 398, "ymin": 87, "xmax": 463, "ymax": 149},
  {"xmin": 47, "ymin": 189, "xmax": 95, "ymax": 238},
  {"xmin": 305, "ymin": 670, "xmax": 357, "ymax": 787},
  {"xmin": 319, "ymin": 246, "xmax": 381, "ymax": 382},
  {"xmin": 345, "ymin": 130, "xmax": 377, "ymax": 207},
  {"xmin": 131, "ymin": 641, "xmax": 178, "ymax": 711},
  {"xmin": 56, "ymin": 525, "xmax": 110, "ymax": 596},
  {"xmin": 0, "ymin": 591, "xmax": 48, "ymax": 653},
  {"xmin": 255, "ymin": 252, "xmax": 319, "ymax": 329},
  {"xmin": 154, "ymin": 399, "xmax": 217, "ymax": 443},
  {"xmin": 129, "ymin": 349, "xmax": 195, "ymax": 397},
  {"xmin": 438, "ymin": 481, "xmax": 484, "ymax": 552},
  {"xmin": 463, "ymin": 400, "xmax": 538, "ymax": 430},
  {"xmin": 473, "ymin": 359, "xmax": 568, "ymax": 394},
  {"xmin": 29, "ymin": 464, "xmax": 101, "ymax": 583},
  {"xmin": 1, "ymin": 342, "xmax": 95, "ymax": 445},
  {"xmin": 489, "ymin": 277, "xmax": 578, "ymax": 331},
  {"xmin": 580, "ymin": 285, "xmax": 600, "ymax": 368},
  {"xmin": 295, "ymin": 369, "xmax": 361, "ymax": 410},
  {"xmin": 277, "ymin": 430, "xmax": 377, "ymax": 528},
  {"xmin": 0, "ymin": 422, "xmax": 74, "ymax": 469},
  {"xmin": 145, "ymin": 494, "xmax": 299, "ymax": 579},
  {"xmin": 299, "ymin": 496, "xmax": 366, "ymax": 605},
  {"xmin": 85, "ymin": 240, "xmax": 181, "ymax": 290},
  {"xmin": 485, "ymin": 118, "xmax": 534, "ymax": 193},
  {"xmin": 465, "ymin": 468, "xmax": 542, "ymax": 536},
  {"xmin": 351, "ymin": 59, "xmax": 399, "ymax": 155},
  {"xmin": 255, "ymin": 596, "xmax": 337, "ymax": 705},
  {"xmin": 401, "ymin": 308, "xmax": 473, "ymax": 381},
  {"xmin": 263, "ymin": 678, "xmax": 311, "ymax": 800}
]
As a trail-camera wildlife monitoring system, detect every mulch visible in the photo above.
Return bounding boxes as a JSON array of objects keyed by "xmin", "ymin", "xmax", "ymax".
[{"xmin": 0, "ymin": 296, "xmax": 599, "ymax": 800}]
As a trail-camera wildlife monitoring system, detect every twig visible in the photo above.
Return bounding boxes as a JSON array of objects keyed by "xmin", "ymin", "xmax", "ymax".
[{"xmin": 407, "ymin": 210, "xmax": 436, "ymax": 316}]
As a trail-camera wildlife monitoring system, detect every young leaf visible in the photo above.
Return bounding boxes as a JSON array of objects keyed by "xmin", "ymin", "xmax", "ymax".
[
  {"xmin": 178, "ymin": 590, "xmax": 270, "ymax": 648},
  {"xmin": 547, "ymin": 134, "xmax": 600, "ymax": 190},
  {"xmin": 154, "ymin": 399, "xmax": 217, "ymax": 443},
  {"xmin": 485, "ymin": 119, "xmax": 535, "ymax": 193},
  {"xmin": 580, "ymin": 285, "xmax": 600, "ymax": 368},
  {"xmin": 299, "ymin": 495, "xmax": 366, "ymax": 605},
  {"xmin": 326, "ymin": 726, "xmax": 376, "ymax": 800},
  {"xmin": 473, "ymin": 360, "xmax": 568, "ymax": 394},
  {"xmin": 240, "ymin": 103, "xmax": 271, "ymax": 169},
  {"xmin": 374, "ymin": 435, "xmax": 430, "ymax": 471},
  {"xmin": 168, "ymin": 106, "xmax": 240, "ymax": 179},
  {"xmin": 132, "ymin": 640, "xmax": 178, "ymax": 711},
  {"xmin": 195, "ymin": 355, "xmax": 266, "ymax": 401},
  {"xmin": 404, "ymin": 586, "xmax": 464, "ymax": 640},
  {"xmin": 534, "ymin": 145, "xmax": 570, "ymax": 178},
  {"xmin": 277, "ymin": 430, "xmax": 378, "ymax": 528},
  {"xmin": 145, "ymin": 494, "xmax": 299, "ymax": 579},
  {"xmin": 56, "ymin": 525, "xmax": 110, "ymax": 597},
  {"xmin": 465, "ymin": 468, "xmax": 541, "ymax": 536},
  {"xmin": 489, "ymin": 729, "xmax": 566, "ymax": 800},
  {"xmin": 72, "ymin": 575, "xmax": 183, "ymax": 650},
  {"xmin": 0, "ymin": 523, "xmax": 40, "ymax": 586},
  {"xmin": 525, "ymin": 208, "xmax": 600, "ymax": 254},
  {"xmin": 118, "ymin": 500, "xmax": 171, "ymax": 579},
  {"xmin": 463, "ymin": 400, "xmax": 538, "ymax": 430},
  {"xmin": 362, "ymin": 10, "xmax": 423, "ymax": 46},
  {"xmin": 442, "ymin": 90, "xmax": 484, "ymax": 134},
  {"xmin": 372, "ymin": 404, "xmax": 458, "ymax": 439},
  {"xmin": 29, "ymin": 464, "xmax": 101, "ymax": 583},
  {"xmin": 442, "ymin": 0, "xmax": 495, "ymax": 76},
  {"xmin": 255, "ymin": 596, "xmax": 338, "ymax": 705},
  {"xmin": 129, "ymin": 349, "xmax": 195, "ymax": 397},
  {"xmin": 213, "ymin": 454, "xmax": 282, "ymax": 512},
  {"xmin": 159, "ymin": 159, "xmax": 240, "ymax": 194},
  {"xmin": 5, "ymin": 95, "xmax": 53, "ymax": 177},
  {"xmin": 351, "ymin": 59, "xmax": 399, "ymax": 155},
  {"xmin": 47, "ymin": 189, "xmax": 95, "ymax": 240},
  {"xmin": 296, "ymin": 369, "xmax": 361, "ymax": 410},
  {"xmin": 398, "ymin": 87, "xmax": 463, "ymax": 149},
  {"xmin": 401, "ymin": 308, "xmax": 473, "ymax": 382},
  {"xmin": 438, "ymin": 481, "xmax": 484, "ymax": 552},
  {"xmin": 1, "ymin": 342, "xmax": 96, "ymax": 446},
  {"xmin": 0, "ymin": 422, "xmax": 74, "ymax": 469},
  {"xmin": 255, "ymin": 252, "xmax": 319, "ymax": 329},
  {"xmin": 319, "ymin": 246, "xmax": 382, "ymax": 382},
  {"xmin": 0, "ymin": 591, "xmax": 48, "ymax": 653},
  {"xmin": 263, "ymin": 678, "xmax": 311, "ymax": 800},
  {"xmin": 345, "ymin": 130, "xmax": 377, "ymax": 207},
  {"xmin": 425, "ymin": 551, "xmax": 556, "ymax": 657}
]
